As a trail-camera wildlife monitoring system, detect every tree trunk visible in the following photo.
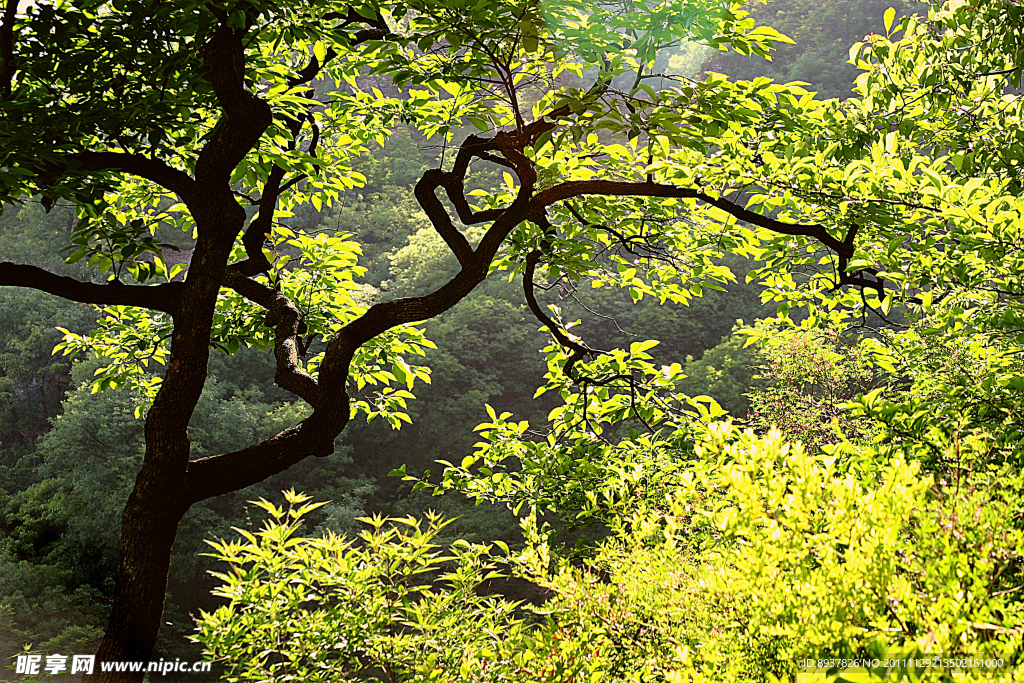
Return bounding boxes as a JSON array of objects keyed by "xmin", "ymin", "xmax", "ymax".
[
  {"xmin": 83, "ymin": 202, "xmax": 240, "ymax": 682},
  {"xmin": 86, "ymin": 467, "xmax": 188, "ymax": 683}
]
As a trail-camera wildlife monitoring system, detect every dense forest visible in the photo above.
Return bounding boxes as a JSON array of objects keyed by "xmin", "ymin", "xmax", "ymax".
[{"xmin": 1, "ymin": 0, "xmax": 1023, "ymax": 680}]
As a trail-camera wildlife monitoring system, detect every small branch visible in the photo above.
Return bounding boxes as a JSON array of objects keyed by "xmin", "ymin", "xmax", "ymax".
[
  {"xmin": 234, "ymin": 164, "xmax": 287, "ymax": 276},
  {"xmin": 73, "ymin": 151, "xmax": 198, "ymax": 203},
  {"xmin": 523, "ymin": 248, "xmax": 595, "ymax": 377},
  {"xmin": 532, "ymin": 180, "xmax": 846, "ymax": 254},
  {"xmin": 414, "ymin": 169, "xmax": 475, "ymax": 266}
]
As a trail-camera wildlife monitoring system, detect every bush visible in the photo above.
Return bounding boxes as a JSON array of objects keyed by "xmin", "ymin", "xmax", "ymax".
[{"xmin": 195, "ymin": 421, "xmax": 1024, "ymax": 682}]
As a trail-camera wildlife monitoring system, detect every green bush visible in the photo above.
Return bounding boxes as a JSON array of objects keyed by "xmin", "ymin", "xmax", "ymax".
[{"xmin": 195, "ymin": 421, "xmax": 1024, "ymax": 682}]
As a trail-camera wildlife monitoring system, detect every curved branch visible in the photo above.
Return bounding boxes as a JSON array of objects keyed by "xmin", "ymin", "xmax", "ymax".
[
  {"xmin": 414, "ymin": 169, "xmax": 475, "ymax": 266},
  {"xmin": 523, "ymin": 248, "xmax": 593, "ymax": 376},
  {"xmin": 194, "ymin": 25, "xmax": 273, "ymax": 189},
  {"xmin": 184, "ymin": 416, "xmax": 341, "ymax": 504},
  {"xmin": 0, "ymin": 262, "xmax": 183, "ymax": 314},
  {"xmin": 413, "ymin": 134, "xmax": 519, "ymax": 267},
  {"xmin": 222, "ymin": 268, "xmax": 319, "ymax": 406},
  {"xmin": 73, "ymin": 152, "xmax": 198, "ymax": 203},
  {"xmin": 446, "ymin": 134, "xmax": 512, "ymax": 224},
  {"xmin": 531, "ymin": 180, "xmax": 846, "ymax": 254},
  {"xmin": 233, "ymin": 163, "xmax": 287, "ymax": 276},
  {"xmin": 317, "ymin": 168, "xmax": 539, "ymax": 392}
]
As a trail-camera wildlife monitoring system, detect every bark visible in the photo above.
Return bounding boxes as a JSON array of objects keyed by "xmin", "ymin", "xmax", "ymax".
[
  {"xmin": 90, "ymin": 478, "xmax": 188, "ymax": 678},
  {"xmin": 0, "ymin": 263, "xmax": 183, "ymax": 314},
  {"xmin": 87, "ymin": 197, "xmax": 247, "ymax": 682}
]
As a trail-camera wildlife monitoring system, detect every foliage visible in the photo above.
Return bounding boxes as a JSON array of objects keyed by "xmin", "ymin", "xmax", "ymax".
[
  {"xmin": 746, "ymin": 324, "xmax": 883, "ymax": 449},
  {"xmin": 0, "ymin": 203, "xmax": 82, "ymax": 276},
  {"xmin": 197, "ymin": 419, "xmax": 1024, "ymax": 682},
  {"xmin": 849, "ymin": 325, "xmax": 1024, "ymax": 469},
  {"xmin": 0, "ymin": 291, "xmax": 96, "ymax": 474},
  {"xmin": 0, "ymin": 557, "xmax": 107, "ymax": 670},
  {"xmin": 701, "ymin": 0, "xmax": 918, "ymax": 99},
  {"xmin": 196, "ymin": 491, "xmax": 527, "ymax": 683},
  {"xmin": 675, "ymin": 322, "xmax": 763, "ymax": 418},
  {"xmin": 404, "ymin": 335, "xmax": 729, "ymax": 535},
  {"xmin": 6, "ymin": 0, "xmax": 1024, "ymax": 670}
]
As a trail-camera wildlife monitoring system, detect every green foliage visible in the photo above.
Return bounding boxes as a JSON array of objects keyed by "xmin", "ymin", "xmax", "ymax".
[
  {"xmin": 668, "ymin": 425, "xmax": 1024, "ymax": 678},
  {"xmin": 675, "ymin": 322, "xmax": 763, "ymax": 418},
  {"xmin": 702, "ymin": 0, "xmax": 917, "ymax": 99},
  {"xmin": 196, "ymin": 491, "xmax": 525, "ymax": 683},
  {"xmin": 0, "ymin": 291, "xmax": 96, "ymax": 477},
  {"xmin": 318, "ymin": 191, "xmax": 432, "ymax": 287},
  {"xmin": 197, "ymin": 420, "xmax": 1024, "ymax": 681},
  {"xmin": 746, "ymin": 324, "xmax": 883, "ymax": 449},
  {"xmin": 389, "ymin": 226, "xmax": 485, "ymax": 297},
  {"xmin": 64, "ymin": 214, "xmax": 182, "ymax": 283},
  {"xmin": 8, "ymin": 0, "xmax": 1024, "ymax": 672},
  {"xmin": 0, "ymin": 203, "xmax": 81, "ymax": 276},
  {"xmin": 848, "ymin": 325, "xmax": 1024, "ymax": 469},
  {"xmin": 412, "ymin": 337, "xmax": 726, "ymax": 534},
  {"xmin": 0, "ymin": 357, "xmax": 375, "ymax": 662},
  {"xmin": 0, "ymin": 557, "xmax": 107, "ymax": 669}
]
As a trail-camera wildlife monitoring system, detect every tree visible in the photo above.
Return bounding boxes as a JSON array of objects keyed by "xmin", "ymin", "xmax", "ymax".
[
  {"xmin": 4, "ymin": 0, "xmax": 1023, "ymax": 679},
  {"xmin": 0, "ymin": 0, "xmax": 799, "ymax": 677},
  {"xmin": 747, "ymin": 324, "xmax": 882, "ymax": 449}
]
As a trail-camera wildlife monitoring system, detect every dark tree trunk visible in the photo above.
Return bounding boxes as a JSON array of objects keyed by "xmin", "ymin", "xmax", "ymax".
[
  {"xmin": 84, "ymin": 195, "xmax": 245, "ymax": 682},
  {"xmin": 89, "ymin": 480, "xmax": 187, "ymax": 683}
]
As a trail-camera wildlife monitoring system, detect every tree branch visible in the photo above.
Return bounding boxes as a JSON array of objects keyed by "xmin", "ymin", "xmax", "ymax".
[
  {"xmin": 233, "ymin": 164, "xmax": 287, "ymax": 276},
  {"xmin": 414, "ymin": 169, "xmax": 475, "ymax": 266},
  {"xmin": 184, "ymin": 417, "xmax": 340, "ymax": 504},
  {"xmin": 0, "ymin": 0, "xmax": 16, "ymax": 100},
  {"xmin": 74, "ymin": 152, "xmax": 198, "ymax": 203},
  {"xmin": 523, "ymin": 247, "xmax": 594, "ymax": 377},
  {"xmin": 446, "ymin": 134, "xmax": 511, "ymax": 224},
  {"xmin": 412, "ymin": 134, "xmax": 528, "ymax": 268},
  {"xmin": 194, "ymin": 25, "xmax": 273, "ymax": 189},
  {"xmin": 222, "ymin": 268, "xmax": 320, "ymax": 406},
  {"xmin": 0, "ymin": 262, "xmax": 183, "ymax": 314},
  {"xmin": 531, "ymin": 180, "xmax": 846, "ymax": 254}
]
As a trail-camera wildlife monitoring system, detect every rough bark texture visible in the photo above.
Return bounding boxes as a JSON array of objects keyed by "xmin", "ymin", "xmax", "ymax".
[{"xmin": 84, "ymin": 22, "xmax": 272, "ymax": 683}]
